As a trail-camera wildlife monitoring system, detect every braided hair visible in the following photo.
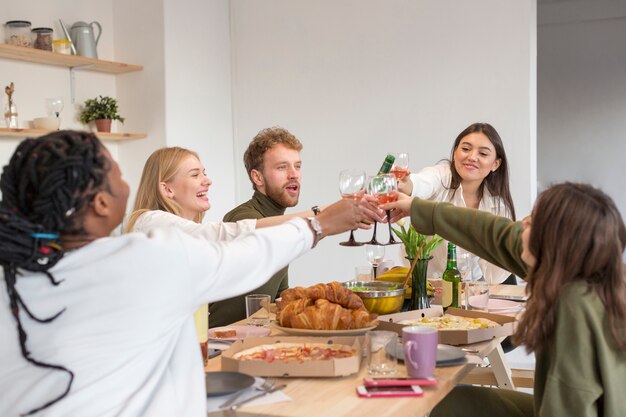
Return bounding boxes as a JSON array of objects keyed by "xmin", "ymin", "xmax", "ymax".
[{"xmin": 0, "ymin": 130, "xmax": 109, "ymax": 415}]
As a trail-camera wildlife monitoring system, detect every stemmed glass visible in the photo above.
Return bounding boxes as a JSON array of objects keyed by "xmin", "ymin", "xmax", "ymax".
[
  {"xmin": 46, "ymin": 97, "xmax": 64, "ymax": 119},
  {"xmin": 457, "ymin": 249, "xmax": 473, "ymax": 309},
  {"xmin": 390, "ymin": 152, "xmax": 409, "ymax": 181},
  {"xmin": 367, "ymin": 174, "xmax": 399, "ymax": 245},
  {"xmin": 365, "ymin": 244, "xmax": 385, "ymax": 279},
  {"xmin": 338, "ymin": 169, "xmax": 366, "ymax": 246}
]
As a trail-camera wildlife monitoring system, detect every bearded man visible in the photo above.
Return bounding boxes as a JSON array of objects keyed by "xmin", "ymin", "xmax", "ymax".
[{"xmin": 211, "ymin": 127, "xmax": 314, "ymax": 327}]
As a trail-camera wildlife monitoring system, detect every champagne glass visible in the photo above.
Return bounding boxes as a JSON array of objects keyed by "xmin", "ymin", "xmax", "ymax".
[
  {"xmin": 365, "ymin": 244, "xmax": 385, "ymax": 279},
  {"xmin": 390, "ymin": 152, "xmax": 409, "ymax": 180},
  {"xmin": 338, "ymin": 169, "xmax": 366, "ymax": 246}
]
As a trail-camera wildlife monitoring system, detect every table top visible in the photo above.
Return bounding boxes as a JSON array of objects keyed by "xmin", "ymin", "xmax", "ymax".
[{"xmin": 204, "ymin": 310, "xmax": 520, "ymax": 416}]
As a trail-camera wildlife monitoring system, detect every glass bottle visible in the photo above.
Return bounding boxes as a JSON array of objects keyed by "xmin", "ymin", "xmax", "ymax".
[
  {"xmin": 4, "ymin": 100, "xmax": 18, "ymax": 128},
  {"xmin": 442, "ymin": 242, "xmax": 461, "ymax": 310},
  {"xmin": 377, "ymin": 154, "xmax": 396, "ymax": 175}
]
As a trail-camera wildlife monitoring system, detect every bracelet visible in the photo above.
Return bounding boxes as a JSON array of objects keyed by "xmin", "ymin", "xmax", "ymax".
[{"xmin": 311, "ymin": 205, "xmax": 321, "ymax": 216}]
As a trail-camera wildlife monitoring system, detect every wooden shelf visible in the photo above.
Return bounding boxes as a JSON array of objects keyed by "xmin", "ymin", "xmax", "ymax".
[
  {"xmin": 0, "ymin": 128, "xmax": 146, "ymax": 142},
  {"xmin": 0, "ymin": 44, "xmax": 142, "ymax": 74}
]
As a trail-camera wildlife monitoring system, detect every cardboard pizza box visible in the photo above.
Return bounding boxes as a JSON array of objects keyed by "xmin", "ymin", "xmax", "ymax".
[
  {"xmin": 221, "ymin": 336, "xmax": 361, "ymax": 377},
  {"xmin": 376, "ymin": 307, "xmax": 516, "ymax": 346}
]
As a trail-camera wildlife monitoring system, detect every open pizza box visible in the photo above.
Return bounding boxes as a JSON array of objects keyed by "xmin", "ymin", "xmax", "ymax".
[
  {"xmin": 376, "ymin": 306, "xmax": 516, "ymax": 345},
  {"xmin": 221, "ymin": 336, "xmax": 361, "ymax": 377}
]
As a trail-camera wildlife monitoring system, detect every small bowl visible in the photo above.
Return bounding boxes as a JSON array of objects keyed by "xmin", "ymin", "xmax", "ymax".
[
  {"xmin": 33, "ymin": 116, "xmax": 60, "ymax": 130},
  {"xmin": 343, "ymin": 281, "xmax": 405, "ymax": 315}
]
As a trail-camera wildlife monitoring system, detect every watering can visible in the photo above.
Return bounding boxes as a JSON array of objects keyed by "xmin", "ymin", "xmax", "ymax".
[{"xmin": 69, "ymin": 21, "xmax": 102, "ymax": 58}]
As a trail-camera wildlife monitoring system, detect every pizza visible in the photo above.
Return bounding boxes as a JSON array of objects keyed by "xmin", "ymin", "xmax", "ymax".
[
  {"xmin": 233, "ymin": 342, "xmax": 356, "ymax": 363},
  {"xmin": 398, "ymin": 315, "xmax": 499, "ymax": 330}
]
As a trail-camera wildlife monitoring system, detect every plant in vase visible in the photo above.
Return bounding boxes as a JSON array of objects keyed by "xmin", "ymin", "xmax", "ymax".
[
  {"xmin": 79, "ymin": 95, "xmax": 125, "ymax": 133},
  {"xmin": 392, "ymin": 219, "xmax": 444, "ymax": 310}
]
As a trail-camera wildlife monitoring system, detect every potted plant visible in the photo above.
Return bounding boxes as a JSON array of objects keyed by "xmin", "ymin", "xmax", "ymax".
[
  {"xmin": 392, "ymin": 219, "xmax": 444, "ymax": 310},
  {"xmin": 79, "ymin": 95, "xmax": 125, "ymax": 133}
]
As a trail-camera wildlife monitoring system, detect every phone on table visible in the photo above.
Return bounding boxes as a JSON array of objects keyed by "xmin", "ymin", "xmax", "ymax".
[
  {"xmin": 356, "ymin": 385, "xmax": 424, "ymax": 398},
  {"xmin": 363, "ymin": 377, "xmax": 437, "ymax": 387}
]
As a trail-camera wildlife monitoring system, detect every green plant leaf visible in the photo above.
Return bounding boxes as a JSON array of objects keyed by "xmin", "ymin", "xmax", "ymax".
[{"xmin": 79, "ymin": 95, "xmax": 125, "ymax": 124}]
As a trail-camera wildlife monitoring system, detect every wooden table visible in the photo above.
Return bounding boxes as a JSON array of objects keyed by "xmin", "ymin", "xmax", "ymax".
[{"xmin": 206, "ymin": 325, "xmax": 508, "ymax": 416}]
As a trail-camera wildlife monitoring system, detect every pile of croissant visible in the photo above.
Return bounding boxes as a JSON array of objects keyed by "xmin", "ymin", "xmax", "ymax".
[{"xmin": 276, "ymin": 281, "xmax": 378, "ymax": 330}]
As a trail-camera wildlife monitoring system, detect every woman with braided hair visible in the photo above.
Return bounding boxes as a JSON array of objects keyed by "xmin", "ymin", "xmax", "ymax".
[{"xmin": 0, "ymin": 130, "xmax": 363, "ymax": 416}]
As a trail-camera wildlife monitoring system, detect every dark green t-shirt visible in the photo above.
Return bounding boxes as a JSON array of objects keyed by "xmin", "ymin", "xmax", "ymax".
[{"xmin": 209, "ymin": 191, "xmax": 288, "ymax": 328}]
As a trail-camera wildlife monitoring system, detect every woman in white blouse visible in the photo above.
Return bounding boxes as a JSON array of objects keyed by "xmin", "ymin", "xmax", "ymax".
[{"xmin": 400, "ymin": 122, "xmax": 517, "ymax": 284}]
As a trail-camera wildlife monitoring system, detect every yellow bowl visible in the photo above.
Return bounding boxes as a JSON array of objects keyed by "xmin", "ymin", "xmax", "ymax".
[{"xmin": 343, "ymin": 281, "xmax": 405, "ymax": 315}]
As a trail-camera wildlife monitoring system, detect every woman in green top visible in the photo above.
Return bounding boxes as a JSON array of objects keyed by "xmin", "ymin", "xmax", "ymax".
[{"xmin": 383, "ymin": 182, "xmax": 626, "ymax": 417}]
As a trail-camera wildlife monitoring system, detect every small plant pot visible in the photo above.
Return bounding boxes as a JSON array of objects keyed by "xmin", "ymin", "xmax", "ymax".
[{"xmin": 95, "ymin": 119, "xmax": 112, "ymax": 133}]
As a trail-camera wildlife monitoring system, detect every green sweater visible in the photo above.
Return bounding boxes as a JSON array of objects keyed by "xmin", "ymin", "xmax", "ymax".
[
  {"xmin": 411, "ymin": 198, "xmax": 626, "ymax": 417},
  {"xmin": 209, "ymin": 191, "xmax": 289, "ymax": 328}
]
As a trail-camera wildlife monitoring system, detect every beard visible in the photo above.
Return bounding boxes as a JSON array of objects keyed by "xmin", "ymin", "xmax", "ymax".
[{"xmin": 264, "ymin": 180, "xmax": 300, "ymax": 208}]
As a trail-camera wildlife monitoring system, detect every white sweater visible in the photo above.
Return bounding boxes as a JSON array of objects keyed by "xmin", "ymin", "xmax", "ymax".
[
  {"xmin": 409, "ymin": 162, "xmax": 513, "ymax": 284},
  {"xmin": 131, "ymin": 210, "xmax": 256, "ymax": 240},
  {"xmin": 0, "ymin": 220, "xmax": 312, "ymax": 417}
]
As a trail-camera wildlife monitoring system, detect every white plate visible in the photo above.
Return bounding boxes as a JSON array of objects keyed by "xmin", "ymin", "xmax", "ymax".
[
  {"xmin": 272, "ymin": 322, "xmax": 378, "ymax": 336},
  {"xmin": 208, "ymin": 325, "xmax": 271, "ymax": 342},
  {"xmin": 487, "ymin": 298, "xmax": 524, "ymax": 313},
  {"xmin": 393, "ymin": 344, "xmax": 466, "ymax": 365}
]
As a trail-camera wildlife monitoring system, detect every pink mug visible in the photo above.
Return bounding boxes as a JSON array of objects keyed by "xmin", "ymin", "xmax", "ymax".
[{"xmin": 402, "ymin": 326, "xmax": 438, "ymax": 378}]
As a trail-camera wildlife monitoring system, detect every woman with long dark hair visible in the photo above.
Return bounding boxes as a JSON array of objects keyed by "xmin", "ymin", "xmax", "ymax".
[
  {"xmin": 0, "ymin": 131, "xmax": 362, "ymax": 416},
  {"xmin": 400, "ymin": 122, "xmax": 516, "ymax": 284},
  {"xmin": 383, "ymin": 183, "xmax": 626, "ymax": 416}
]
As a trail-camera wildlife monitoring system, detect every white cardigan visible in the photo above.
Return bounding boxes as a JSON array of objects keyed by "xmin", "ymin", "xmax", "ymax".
[
  {"xmin": 409, "ymin": 162, "xmax": 513, "ymax": 284},
  {"xmin": 0, "ymin": 220, "xmax": 312, "ymax": 417}
]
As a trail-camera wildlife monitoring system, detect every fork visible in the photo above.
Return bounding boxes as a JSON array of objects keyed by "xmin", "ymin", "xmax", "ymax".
[{"xmin": 219, "ymin": 378, "xmax": 275, "ymax": 409}]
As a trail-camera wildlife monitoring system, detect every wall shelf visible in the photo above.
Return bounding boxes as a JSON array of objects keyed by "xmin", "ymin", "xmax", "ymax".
[
  {"xmin": 0, "ymin": 44, "xmax": 143, "ymax": 74},
  {"xmin": 0, "ymin": 128, "xmax": 146, "ymax": 142}
]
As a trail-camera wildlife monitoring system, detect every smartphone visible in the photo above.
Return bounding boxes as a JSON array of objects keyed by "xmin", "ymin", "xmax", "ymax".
[
  {"xmin": 208, "ymin": 348, "xmax": 222, "ymax": 359},
  {"xmin": 363, "ymin": 377, "xmax": 437, "ymax": 387},
  {"xmin": 356, "ymin": 385, "xmax": 424, "ymax": 398}
]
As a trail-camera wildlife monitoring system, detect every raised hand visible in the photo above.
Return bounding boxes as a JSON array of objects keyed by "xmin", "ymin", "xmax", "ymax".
[
  {"xmin": 379, "ymin": 191, "xmax": 413, "ymax": 223},
  {"xmin": 315, "ymin": 198, "xmax": 362, "ymax": 237}
]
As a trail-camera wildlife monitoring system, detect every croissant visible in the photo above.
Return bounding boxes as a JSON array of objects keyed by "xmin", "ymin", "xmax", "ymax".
[
  {"xmin": 280, "ymin": 282, "xmax": 364, "ymax": 310},
  {"xmin": 287, "ymin": 299, "xmax": 377, "ymax": 330},
  {"xmin": 276, "ymin": 297, "xmax": 314, "ymax": 328}
]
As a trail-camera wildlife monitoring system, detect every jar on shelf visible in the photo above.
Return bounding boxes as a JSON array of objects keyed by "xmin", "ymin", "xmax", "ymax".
[
  {"xmin": 32, "ymin": 27, "xmax": 53, "ymax": 51},
  {"xmin": 52, "ymin": 39, "xmax": 72, "ymax": 55},
  {"xmin": 5, "ymin": 20, "xmax": 32, "ymax": 47}
]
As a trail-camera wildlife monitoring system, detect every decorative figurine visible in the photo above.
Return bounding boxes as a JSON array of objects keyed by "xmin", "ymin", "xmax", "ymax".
[{"xmin": 4, "ymin": 82, "xmax": 18, "ymax": 128}]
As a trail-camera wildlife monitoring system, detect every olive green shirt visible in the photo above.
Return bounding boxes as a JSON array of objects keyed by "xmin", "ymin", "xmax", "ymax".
[
  {"xmin": 411, "ymin": 198, "xmax": 626, "ymax": 417},
  {"xmin": 210, "ymin": 191, "xmax": 288, "ymax": 328}
]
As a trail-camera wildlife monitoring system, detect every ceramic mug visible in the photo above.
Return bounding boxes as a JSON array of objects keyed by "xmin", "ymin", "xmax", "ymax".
[{"xmin": 402, "ymin": 326, "xmax": 438, "ymax": 378}]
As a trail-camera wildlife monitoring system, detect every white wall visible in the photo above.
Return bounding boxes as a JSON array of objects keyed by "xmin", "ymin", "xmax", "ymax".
[
  {"xmin": 230, "ymin": 0, "xmax": 537, "ymax": 286},
  {"xmin": 162, "ymin": 0, "xmax": 236, "ymax": 221},
  {"xmin": 538, "ymin": 0, "xmax": 626, "ymax": 240}
]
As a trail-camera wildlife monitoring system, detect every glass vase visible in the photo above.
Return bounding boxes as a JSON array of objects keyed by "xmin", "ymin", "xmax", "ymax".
[{"xmin": 409, "ymin": 256, "xmax": 432, "ymax": 311}]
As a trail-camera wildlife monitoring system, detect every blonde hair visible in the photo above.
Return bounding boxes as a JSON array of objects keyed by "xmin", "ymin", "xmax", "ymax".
[{"xmin": 126, "ymin": 147, "xmax": 204, "ymax": 232}]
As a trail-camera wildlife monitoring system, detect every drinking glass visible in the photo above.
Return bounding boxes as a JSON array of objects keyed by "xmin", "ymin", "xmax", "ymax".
[
  {"xmin": 365, "ymin": 244, "xmax": 385, "ymax": 279},
  {"xmin": 338, "ymin": 169, "xmax": 366, "ymax": 246},
  {"xmin": 46, "ymin": 97, "xmax": 64, "ymax": 118},
  {"xmin": 457, "ymin": 250, "xmax": 473, "ymax": 309},
  {"xmin": 366, "ymin": 174, "xmax": 398, "ymax": 245},
  {"xmin": 390, "ymin": 152, "xmax": 409, "ymax": 180}
]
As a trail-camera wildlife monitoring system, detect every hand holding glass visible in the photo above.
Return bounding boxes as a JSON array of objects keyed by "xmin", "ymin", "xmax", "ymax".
[{"xmin": 338, "ymin": 169, "xmax": 366, "ymax": 246}]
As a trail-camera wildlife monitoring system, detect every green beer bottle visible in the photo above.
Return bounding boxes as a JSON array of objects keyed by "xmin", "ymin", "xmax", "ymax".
[
  {"xmin": 377, "ymin": 154, "xmax": 395, "ymax": 175},
  {"xmin": 442, "ymin": 242, "xmax": 462, "ymax": 310}
]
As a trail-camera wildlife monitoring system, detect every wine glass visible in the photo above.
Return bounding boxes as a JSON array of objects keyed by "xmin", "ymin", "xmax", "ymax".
[
  {"xmin": 46, "ymin": 97, "xmax": 64, "ymax": 119},
  {"xmin": 338, "ymin": 169, "xmax": 366, "ymax": 246},
  {"xmin": 367, "ymin": 174, "xmax": 400, "ymax": 245},
  {"xmin": 365, "ymin": 175, "xmax": 383, "ymax": 245},
  {"xmin": 365, "ymin": 244, "xmax": 385, "ymax": 279},
  {"xmin": 457, "ymin": 249, "xmax": 473, "ymax": 309},
  {"xmin": 390, "ymin": 152, "xmax": 409, "ymax": 180}
]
